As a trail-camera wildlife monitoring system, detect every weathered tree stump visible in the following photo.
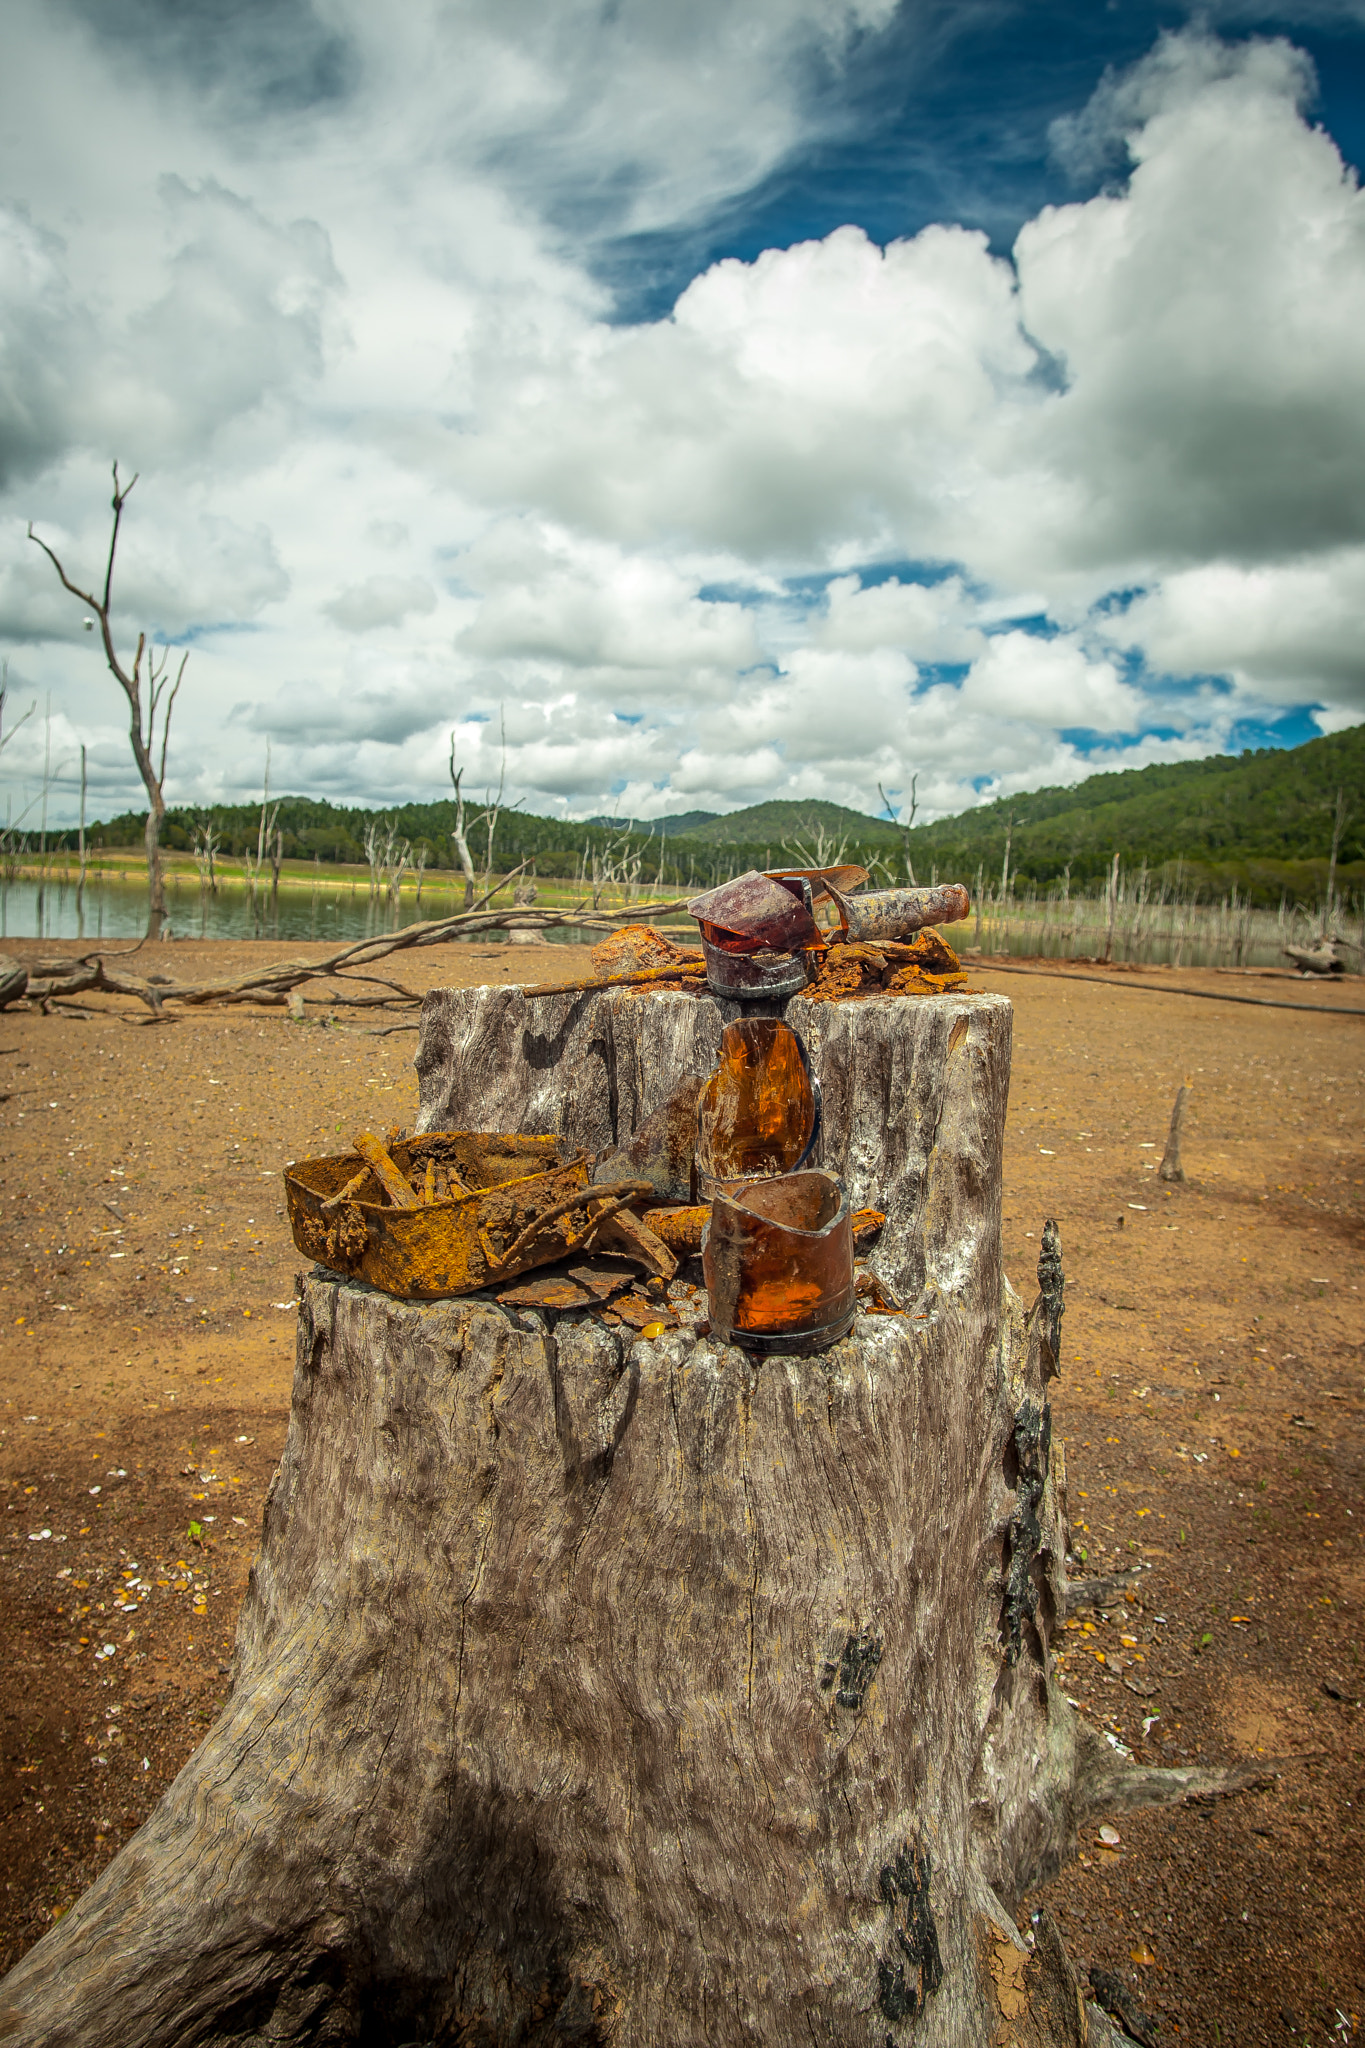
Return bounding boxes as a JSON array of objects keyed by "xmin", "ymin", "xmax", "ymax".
[{"xmin": 0, "ymin": 986, "xmax": 1247, "ymax": 2047}]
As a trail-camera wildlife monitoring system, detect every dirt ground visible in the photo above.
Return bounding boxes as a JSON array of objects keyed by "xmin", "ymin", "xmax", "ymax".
[{"xmin": 0, "ymin": 936, "xmax": 1361, "ymax": 2044}]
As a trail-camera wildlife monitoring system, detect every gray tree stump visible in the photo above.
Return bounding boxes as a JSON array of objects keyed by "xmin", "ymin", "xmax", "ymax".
[{"xmin": 0, "ymin": 986, "xmax": 1246, "ymax": 2048}]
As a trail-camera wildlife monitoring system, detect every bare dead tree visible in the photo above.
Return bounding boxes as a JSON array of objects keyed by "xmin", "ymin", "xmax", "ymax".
[
  {"xmin": 190, "ymin": 814, "xmax": 221, "ymax": 895},
  {"xmin": 782, "ymin": 818, "xmax": 850, "ymax": 870},
  {"xmin": 243, "ymin": 747, "xmax": 281, "ymax": 907},
  {"xmin": 77, "ymin": 743, "xmax": 89, "ymax": 909},
  {"xmin": 1158, "ymin": 1081, "xmax": 1191, "ymax": 1183},
  {"xmin": 480, "ymin": 706, "xmax": 509, "ymax": 887},
  {"xmin": 449, "ymin": 711, "xmax": 518, "ymax": 907},
  {"xmin": 28, "ymin": 465, "xmax": 186, "ymax": 939},
  {"xmin": 878, "ymin": 774, "xmax": 918, "ymax": 884},
  {"xmin": 0, "ymin": 664, "xmax": 36, "ymax": 760},
  {"xmin": 448, "ymin": 734, "xmax": 480, "ymax": 909}
]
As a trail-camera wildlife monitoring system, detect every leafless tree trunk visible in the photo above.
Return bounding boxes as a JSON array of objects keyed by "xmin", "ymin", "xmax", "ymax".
[
  {"xmin": 447, "ymin": 733, "xmax": 482, "ymax": 910},
  {"xmin": 1158, "ymin": 1081, "xmax": 1191, "ymax": 1183},
  {"xmin": 28, "ymin": 466, "xmax": 186, "ymax": 939},
  {"xmin": 1101, "ymin": 851, "xmax": 1120, "ymax": 964},
  {"xmin": 878, "ymin": 774, "xmax": 918, "ymax": 884},
  {"xmin": 77, "ymin": 743, "xmax": 88, "ymax": 909}
]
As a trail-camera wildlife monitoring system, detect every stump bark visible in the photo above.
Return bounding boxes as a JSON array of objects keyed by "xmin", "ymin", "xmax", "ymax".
[{"xmin": 0, "ymin": 986, "xmax": 1246, "ymax": 2047}]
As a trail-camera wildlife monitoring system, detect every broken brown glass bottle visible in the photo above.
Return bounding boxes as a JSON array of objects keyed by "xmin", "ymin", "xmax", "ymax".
[
  {"xmin": 694, "ymin": 1017, "xmax": 820, "ymax": 1197},
  {"xmin": 687, "ymin": 868, "xmax": 873, "ymax": 999},
  {"xmin": 703, "ymin": 1169, "xmax": 855, "ymax": 1355}
]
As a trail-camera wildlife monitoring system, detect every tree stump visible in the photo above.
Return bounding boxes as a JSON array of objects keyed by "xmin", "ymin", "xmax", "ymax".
[{"xmin": 0, "ymin": 986, "xmax": 1247, "ymax": 2047}]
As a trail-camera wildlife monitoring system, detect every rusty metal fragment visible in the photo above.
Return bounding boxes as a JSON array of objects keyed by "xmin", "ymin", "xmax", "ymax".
[
  {"xmin": 494, "ymin": 1260, "xmax": 636, "ymax": 1310},
  {"xmin": 286, "ymin": 1132, "xmax": 657, "ymax": 1298},
  {"xmin": 703, "ymin": 1169, "xmax": 855, "ymax": 1356}
]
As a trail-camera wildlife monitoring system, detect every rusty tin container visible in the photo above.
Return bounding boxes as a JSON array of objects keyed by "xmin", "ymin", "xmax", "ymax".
[
  {"xmin": 702, "ymin": 1169, "xmax": 855, "ymax": 1356},
  {"xmin": 284, "ymin": 1131, "xmax": 607, "ymax": 1299}
]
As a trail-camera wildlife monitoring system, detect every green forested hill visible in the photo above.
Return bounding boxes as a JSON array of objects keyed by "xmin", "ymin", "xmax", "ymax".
[
  {"xmin": 79, "ymin": 724, "xmax": 1362, "ymax": 904},
  {"xmin": 897, "ymin": 725, "xmax": 1364, "ymax": 900}
]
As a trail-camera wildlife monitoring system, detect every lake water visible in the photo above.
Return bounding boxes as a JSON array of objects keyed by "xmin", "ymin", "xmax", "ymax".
[{"xmin": 0, "ymin": 873, "xmax": 598, "ymax": 945}]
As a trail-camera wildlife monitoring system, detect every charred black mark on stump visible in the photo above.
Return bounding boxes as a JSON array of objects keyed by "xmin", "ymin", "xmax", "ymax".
[
  {"xmin": 876, "ymin": 1843, "xmax": 943, "ymax": 2032},
  {"xmin": 1002, "ymin": 1397, "xmax": 1051, "ymax": 1666},
  {"xmin": 1030, "ymin": 1218, "xmax": 1065, "ymax": 1379},
  {"xmin": 521, "ymin": 994, "xmax": 594, "ymax": 1072},
  {"xmin": 819, "ymin": 1628, "xmax": 883, "ymax": 1710}
]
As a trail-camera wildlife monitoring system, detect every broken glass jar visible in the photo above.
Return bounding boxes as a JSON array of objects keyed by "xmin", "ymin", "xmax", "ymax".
[{"xmin": 703, "ymin": 1169, "xmax": 855, "ymax": 1355}]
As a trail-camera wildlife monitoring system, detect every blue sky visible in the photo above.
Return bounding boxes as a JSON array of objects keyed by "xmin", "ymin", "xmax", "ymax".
[{"xmin": 2, "ymin": 0, "xmax": 1364, "ymax": 828}]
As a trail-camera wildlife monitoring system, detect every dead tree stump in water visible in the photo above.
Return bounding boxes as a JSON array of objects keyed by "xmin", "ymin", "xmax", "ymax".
[{"xmin": 0, "ymin": 988, "xmax": 1249, "ymax": 2048}]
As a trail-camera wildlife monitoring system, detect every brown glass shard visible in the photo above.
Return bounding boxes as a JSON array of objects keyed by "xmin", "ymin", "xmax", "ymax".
[
  {"xmin": 694, "ymin": 1019, "xmax": 819, "ymax": 1195},
  {"xmin": 687, "ymin": 872, "xmax": 820, "ymax": 952},
  {"xmin": 703, "ymin": 1169, "xmax": 855, "ymax": 1356}
]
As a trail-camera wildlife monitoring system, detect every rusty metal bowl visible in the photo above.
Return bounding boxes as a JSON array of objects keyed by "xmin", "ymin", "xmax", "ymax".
[{"xmin": 284, "ymin": 1131, "xmax": 624, "ymax": 1299}]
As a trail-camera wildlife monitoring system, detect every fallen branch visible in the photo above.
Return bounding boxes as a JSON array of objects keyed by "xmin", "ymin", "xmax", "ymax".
[{"xmin": 20, "ymin": 893, "xmax": 690, "ymax": 1017}]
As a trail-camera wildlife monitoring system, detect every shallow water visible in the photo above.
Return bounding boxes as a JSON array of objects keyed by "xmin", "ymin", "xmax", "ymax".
[{"xmin": 0, "ymin": 874, "xmax": 601, "ymax": 945}]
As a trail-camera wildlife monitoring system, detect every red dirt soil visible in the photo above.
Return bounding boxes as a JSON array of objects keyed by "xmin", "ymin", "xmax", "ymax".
[{"xmin": 0, "ymin": 937, "xmax": 1361, "ymax": 2043}]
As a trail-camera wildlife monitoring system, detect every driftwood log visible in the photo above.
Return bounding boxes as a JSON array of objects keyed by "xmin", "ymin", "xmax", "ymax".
[
  {"xmin": 0, "ymin": 985, "xmax": 1254, "ymax": 2046},
  {"xmin": 7, "ymin": 892, "xmax": 690, "ymax": 1018}
]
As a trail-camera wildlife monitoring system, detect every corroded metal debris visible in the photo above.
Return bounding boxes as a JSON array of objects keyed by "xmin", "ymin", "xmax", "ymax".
[{"xmin": 286, "ymin": 1129, "xmax": 652, "ymax": 1299}]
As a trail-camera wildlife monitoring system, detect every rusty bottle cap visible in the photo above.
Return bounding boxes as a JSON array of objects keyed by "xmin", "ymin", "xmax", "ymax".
[{"xmin": 702, "ymin": 1169, "xmax": 855, "ymax": 1356}]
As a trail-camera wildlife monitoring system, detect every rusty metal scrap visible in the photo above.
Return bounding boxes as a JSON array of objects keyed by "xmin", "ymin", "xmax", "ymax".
[
  {"xmin": 804, "ymin": 928, "xmax": 967, "ymax": 1002},
  {"xmin": 286, "ymin": 1130, "xmax": 661, "ymax": 1298},
  {"xmin": 494, "ymin": 1260, "xmax": 636, "ymax": 1310}
]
